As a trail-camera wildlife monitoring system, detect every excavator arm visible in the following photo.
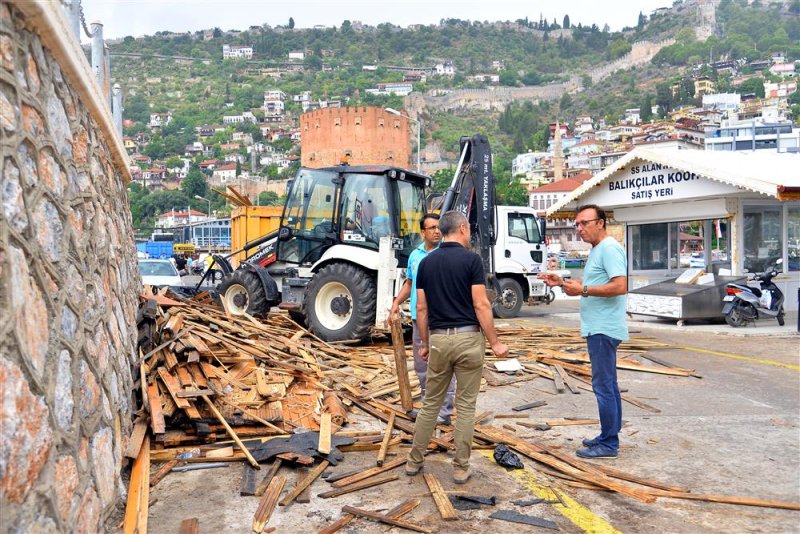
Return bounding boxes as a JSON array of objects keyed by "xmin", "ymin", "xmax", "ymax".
[{"xmin": 439, "ymin": 135, "xmax": 497, "ymax": 278}]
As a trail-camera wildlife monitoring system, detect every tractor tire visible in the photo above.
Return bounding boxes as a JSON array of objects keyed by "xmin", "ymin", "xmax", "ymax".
[
  {"xmin": 493, "ymin": 277, "xmax": 524, "ymax": 319},
  {"xmin": 303, "ymin": 263, "xmax": 376, "ymax": 342},
  {"xmin": 724, "ymin": 301, "xmax": 753, "ymax": 328},
  {"xmin": 217, "ymin": 270, "xmax": 269, "ymax": 316}
]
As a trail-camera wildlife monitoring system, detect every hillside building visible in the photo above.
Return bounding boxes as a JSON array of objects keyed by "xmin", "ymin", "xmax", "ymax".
[{"xmin": 222, "ymin": 44, "xmax": 253, "ymax": 59}]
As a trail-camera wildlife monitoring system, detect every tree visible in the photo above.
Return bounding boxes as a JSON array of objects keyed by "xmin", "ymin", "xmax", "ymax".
[
  {"xmin": 430, "ymin": 168, "xmax": 453, "ymax": 194},
  {"xmin": 738, "ymin": 77, "xmax": 765, "ymax": 98},
  {"xmin": 559, "ymin": 91, "xmax": 573, "ymax": 111},
  {"xmin": 790, "ymin": 0, "xmax": 800, "ymax": 15},
  {"xmin": 288, "ymin": 17, "xmax": 295, "ymax": 29},
  {"xmin": 257, "ymin": 191, "xmax": 283, "ymax": 206},
  {"xmin": 637, "ymin": 11, "xmax": 647, "ymax": 31},
  {"xmin": 165, "ymin": 156, "xmax": 183, "ymax": 169},
  {"xmin": 181, "ymin": 166, "xmax": 207, "ymax": 198},
  {"xmin": 640, "ymin": 94, "xmax": 654, "ymax": 122},
  {"xmin": 563, "ymin": 14, "xmax": 570, "ymax": 29},
  {"xmin": 212, "ymin": 27, "xmax": 222, "ymax": 38}
]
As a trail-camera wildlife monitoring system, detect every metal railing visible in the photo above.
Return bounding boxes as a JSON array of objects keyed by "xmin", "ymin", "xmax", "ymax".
[{"xmin": 63, "ymin": 0, "xmax": 123, "ymax": 138}]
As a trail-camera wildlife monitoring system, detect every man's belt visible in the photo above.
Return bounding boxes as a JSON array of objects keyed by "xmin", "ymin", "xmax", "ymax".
[{"xmin": 430, "ymin": 325, "xmax": 481, "ymax": 335}]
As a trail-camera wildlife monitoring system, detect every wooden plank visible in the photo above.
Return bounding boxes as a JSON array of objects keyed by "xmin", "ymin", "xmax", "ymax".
[
  {"xmin": 279, "ymin": 460, "xmax": 329, "ymax": 506},
  {"xmin": 550, "ymin": 365, "xmax": 566, "ymax": 393},
  {"xmin": 252, "ymin": 475, "xmax": 286, "ymax": 533},
  {"xmin": 553, "ymin": 364, "xmax": 580, "ymax": 394},
  {"xmin": 318, "ymin": 413, "xmax": 332, "ymax": 455},
  {"xmin": 179, "ymin": 518, "xmax": 199, "ymax": 534},
  {"xmin": 176, "ymin": 366, "xmax": 194, "ymax": 388},
  {"xmin": 206, "ymin": 446, "xmax": 234, "ymax": 458},
  {"xmin": 124, "ymin": 421, "xmax": 149, "ymax": 459},
  {"xmin": 545, "ymin": 419, "xmax": 599, "ymax": 426},
  {"xmin": 123, "ymin": 435, "xmax": 150, "ymax": 534},
  {"xmin": 318, "ymin": 474, "xmax": 399, "ymax": 499},
  {"xmin": 147, "ymin": 382, "xmax": 166, "ymax": 434},
  {"xmin": 255, "ymin": 459, "xmax": 283, "ymax": 497},
  {"xmin": 318, "ymin": 498, "xmax": 420, "ymax": 534},
  {"xmin": 644, "ymin": 489, "xmax": 800, "ymax": 511},
  {"xmin": 295, "ymin": 469, "xmax": 312, "ymax": 504},
  {"xmin": 376, "ymin": 412, "xmax": 395, "ymax": 467},
  {"xmin": 512, "ymin": 400, "xmax": 547, "ymax": 412},
  {"xmin": 423, "ymin": 473, "xmax": 459, "ymax": 520},
  {"xmin": 200, "ymin": 395, "xmax": 260, "ymax": 469},
  {"xmin": 330, "ymin": 456, "xmax": 406, "ymax": 488},
  {"xmin": 241, "ymin": 464, "xmax": 259, "ymax": 496},
  {"xmin": 341, "ymin": 505, "xmax": 432, "ymax": 534},
  {"xmin": 157, "ymin": 368, "xmax": 191, "ymax": 409},
  {"xmin": 150, "ymin": 459, "xmax": 179, "ymax": 487},
  {"xmin": 390, "ymin": 320, "xmax": 413, "ymax": 412}
]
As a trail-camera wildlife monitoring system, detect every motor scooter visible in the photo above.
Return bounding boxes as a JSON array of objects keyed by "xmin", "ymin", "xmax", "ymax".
[{"xmin": 722, "ymin": 259, "xmax": 785, "ymax": 327}]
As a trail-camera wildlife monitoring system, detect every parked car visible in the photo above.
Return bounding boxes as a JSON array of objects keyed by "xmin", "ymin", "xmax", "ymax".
[{"xmin": 138, "ymin": 259, "xmax": 183, "ymax": 287}]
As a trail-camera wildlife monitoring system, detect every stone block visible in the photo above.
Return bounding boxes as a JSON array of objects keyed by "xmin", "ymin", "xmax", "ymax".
[
  {"xmin": 32, "ymin": 199, "xmax": 64, "ymax": 263},
  {"xmin": 0, "ymin": 357, "xmax": 53, "ymax": 504},
  {"xmin": 0, "ymin": 80, "xmax": 18, "ymax": 132},
  {"xmin": 54, "ymin": 349, "xmax": 74, "ymax": 432},
  {"xmin": 2, "ymin": 158, "xmax": 28, "ymax": 232},
  {"xmin": 0, "ymin": 33, "xmax": 13, "ymax": 71},
  {"xmin": 78, "ymin": 360, "xmax": 100, "ymax": 419},
  {"xmin": 53, "ymin": 454, "xmax": 78, "ymax": 523},
  {"xmin": 91, "ymin": 427, "xmax": 115, "ymax": 508},
  {"xmin": 75, "ymin": 486, "xmax": 100, "ymax": 533},
  {"xmin": 21, "ymin": 103, "xmax": 43, "ymax": 137},
  {"xmin": 8, "ymin": 245, "xmax": 48, "ymax": 377}
]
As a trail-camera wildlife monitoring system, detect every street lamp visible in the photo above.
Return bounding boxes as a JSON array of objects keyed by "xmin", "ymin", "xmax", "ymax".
[
  {"xmin": 385, "ymin": 107, "xmax": 422, "ymax": 173},
  {"xmin": 195, "ymin": 195, "xmax": 211, "ymax": 219}
]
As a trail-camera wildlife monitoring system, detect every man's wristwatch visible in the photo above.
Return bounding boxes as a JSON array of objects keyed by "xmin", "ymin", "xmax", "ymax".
[{"xmin": 582, "ymin": 285, "xmax": 589, "ymax": 297}]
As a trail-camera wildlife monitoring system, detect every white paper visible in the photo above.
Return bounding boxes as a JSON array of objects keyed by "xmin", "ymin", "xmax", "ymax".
[
  {"xmin": 697, "ymin": 273, "xmax": 715, "ymax": 285},
  {"xmin": 494, "ymin": 358, "xmax": 523, "ymax": 372}
]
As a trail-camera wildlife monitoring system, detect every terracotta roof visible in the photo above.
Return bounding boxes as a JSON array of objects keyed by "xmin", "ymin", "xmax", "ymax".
[
  {"xmin": 215, "ymin": 162, "xmax": 238, "ymax": 171},
  {"xmin": 530, "ymin": 175, "xmax": 590, "ymax": 193}
]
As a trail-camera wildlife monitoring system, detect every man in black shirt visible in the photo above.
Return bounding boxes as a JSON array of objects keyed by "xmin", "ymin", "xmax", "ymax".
[{"xmin": 405, "ymin": 211, "xmax": 509, "ymax": 484}]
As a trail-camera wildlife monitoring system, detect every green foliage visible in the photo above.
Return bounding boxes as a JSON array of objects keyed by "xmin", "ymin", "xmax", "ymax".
[
  {"xmin": 165, "ymin": 156, "xmax": 183, "ymax": 169},
  {"xmin": 258, "ymin": 191, "xmax": 285, "ymax": 205},
  {"xmin": 640, "ymin": 94, "xmax": 654, "ymax": 122},
  {"xmin": 738, "ymin": 77, "xmax": 766, "ymax": 98},
  {"xmin": 181, "ymin": 166, "xmax": 207, "ymax": 198},
  {"xmin": 429, "ymin": 168, "xmax": 454, "ymax": 194}
]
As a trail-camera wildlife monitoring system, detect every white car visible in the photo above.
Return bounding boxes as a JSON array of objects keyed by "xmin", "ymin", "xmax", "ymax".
[{"xmin": 138, "ymin": 259, "xmax": 183, "ymax": 287}]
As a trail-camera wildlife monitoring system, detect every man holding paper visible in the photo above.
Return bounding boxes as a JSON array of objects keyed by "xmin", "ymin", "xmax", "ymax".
[{"xmin": 538, "ymin": 204, "xmax": 628, "ymax": 459}]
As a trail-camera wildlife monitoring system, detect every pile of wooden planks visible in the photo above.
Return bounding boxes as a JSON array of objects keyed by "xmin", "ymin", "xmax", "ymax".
[{"xmin": 124, "ymin": 290, "xmax": 797, "ymax": 533}]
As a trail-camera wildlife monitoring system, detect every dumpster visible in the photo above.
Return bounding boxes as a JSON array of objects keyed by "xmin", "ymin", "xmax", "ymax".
[
  {"xmin": 229, "ymin": 205, "xmax": 282, "ymax": 268},
  {"xmin": 627, "ymin": 275, "xmax": 748, "ymax": 322}
]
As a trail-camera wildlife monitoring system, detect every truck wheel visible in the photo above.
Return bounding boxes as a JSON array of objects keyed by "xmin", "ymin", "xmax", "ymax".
[
  {"xmin": 303, "ymin": 263, "xmax": 376, "ymax": 341},
  {"xmin": 217, "ymin": 270, "xmax": 268, "ymax": 316},
  {"xmin": 493, "ymin": 278, "xmax": 524, "ymax": 319}
]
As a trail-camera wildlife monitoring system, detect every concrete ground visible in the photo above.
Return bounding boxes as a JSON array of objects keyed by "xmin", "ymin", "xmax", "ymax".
[{"xmin": 143, "ymin": 293, "xmax": 800, "ymax": 533}]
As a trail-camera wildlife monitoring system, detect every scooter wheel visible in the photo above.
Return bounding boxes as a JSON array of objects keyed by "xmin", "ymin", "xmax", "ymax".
[{"xmin": 777, "ymin": 311, "xmax": 785, "ymax": 326}]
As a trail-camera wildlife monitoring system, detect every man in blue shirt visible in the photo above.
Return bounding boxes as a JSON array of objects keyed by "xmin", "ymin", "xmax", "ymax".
[
  {"xmin": 389, "ymin": 214, "xmax": 456, "ymax": 425},
  {"xmin": 539, "ymin": 204, "xmax": 628, "ymax": 459}
]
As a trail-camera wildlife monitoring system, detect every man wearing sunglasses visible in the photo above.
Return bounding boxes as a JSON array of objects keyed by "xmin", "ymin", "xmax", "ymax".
[
  {"xmin": 538, "ymin": 204, "xmax": 628, "ymax": 459},
  {"xmin": 389, "ymin": 213, "xmax": 457, "ymax": 425}
]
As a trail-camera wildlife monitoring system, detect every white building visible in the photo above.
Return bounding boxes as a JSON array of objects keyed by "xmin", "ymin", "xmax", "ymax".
[
  {"xmin": 156, "ymin": 209, "xmax": 209, "ymax": 228},
  {"xmin": 222, "ymin": 45, "xmax": 253, "ymax": 59},
  {"xmin": 365, "ymin": 82, "xmax": 413, "ymax": 96},
  {"xmin": 288, "ymin": 51, "xmax": 305, "ymax": 60},
  {"xmin": 264, "ymin": 90, "xmax": 287, "ymax": 117},
  {"xmin": 705, "ymin": 116, "xmax": 800, "ymax": 153},
  {"xmin": 548, "ymin": 148, "xmax": 800, "ymax": 312},
  {"xmin": 148, "ymin": 112, "xmax": 172, "ymax": 129},
  {"xmin": 435, "ymin": 62, "xmax": 455, "ymax": 76},
  {"xmin": 511, "ymin": 152, "xmax": 549, "ymax": 176},
  {"xmin": 764, "ymin": 80, "xmax": 798, "ymax": 99},
  {"xmin": 212, "ymin": 162, "xmax": 238, "ymax": 183},
  {"xmin": 702, "ymin": 93, "xmax": 741, "ymax": 112},
  {"xmin": 471, "ymin": 74, "xmax": 500, "ymax": 84}
]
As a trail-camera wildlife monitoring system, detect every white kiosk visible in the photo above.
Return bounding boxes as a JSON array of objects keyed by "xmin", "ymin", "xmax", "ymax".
[{"xmin": 547, "ymin": 147, "xmax": 800, "ymax": 319}]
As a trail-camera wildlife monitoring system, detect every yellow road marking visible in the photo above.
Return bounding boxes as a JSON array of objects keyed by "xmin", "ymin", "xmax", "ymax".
[
  {"xmin": 675, "ymin": 346, "xmax": 800, "ymax": 371},
  {"xmin": 479, "ymin": 451, "xmax": 621, "ymax": 534}
]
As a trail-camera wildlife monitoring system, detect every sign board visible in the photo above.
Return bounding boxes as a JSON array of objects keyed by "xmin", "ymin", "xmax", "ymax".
[{"xmin": 582, "ymin": 162, "xmax": 743, "ymax": 208}]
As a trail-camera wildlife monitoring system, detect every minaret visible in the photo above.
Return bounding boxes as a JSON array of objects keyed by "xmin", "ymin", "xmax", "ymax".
[{"xmin": 552, "ymin": 120, "xmax": 564, "ymax": 182}]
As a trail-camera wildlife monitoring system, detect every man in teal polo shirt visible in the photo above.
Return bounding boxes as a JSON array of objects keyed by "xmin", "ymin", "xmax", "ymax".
[
  {"xmin": 539, "ymin": 204, "xmax": 628, "ymax": 459},
  {"xmin": 389, "ymin": 214, "xmax": 456, "ymax": 425}
]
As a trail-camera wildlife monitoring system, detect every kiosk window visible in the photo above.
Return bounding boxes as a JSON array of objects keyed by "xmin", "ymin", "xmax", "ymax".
[
  {"xmin": 789, "ymin": 206, "xmax": 799, "ymax": 272},
  {"xmin": 629, "ymin": 219, "xmax": 730, "ymax": 274},
  {"xmin": 744, "ymin": 205, "xmax": 782, "ymax": 273}
]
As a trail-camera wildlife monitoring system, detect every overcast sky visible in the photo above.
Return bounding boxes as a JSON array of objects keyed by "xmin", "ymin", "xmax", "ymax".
[{"xmin": 81, "ymin": 0, "xmax": 672, "ymax": 39}]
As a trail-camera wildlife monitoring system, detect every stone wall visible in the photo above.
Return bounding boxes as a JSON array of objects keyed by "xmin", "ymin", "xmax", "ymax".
[{"xmin": 1, "ymin": 1, "xmax": 139, "ymax": 531}]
